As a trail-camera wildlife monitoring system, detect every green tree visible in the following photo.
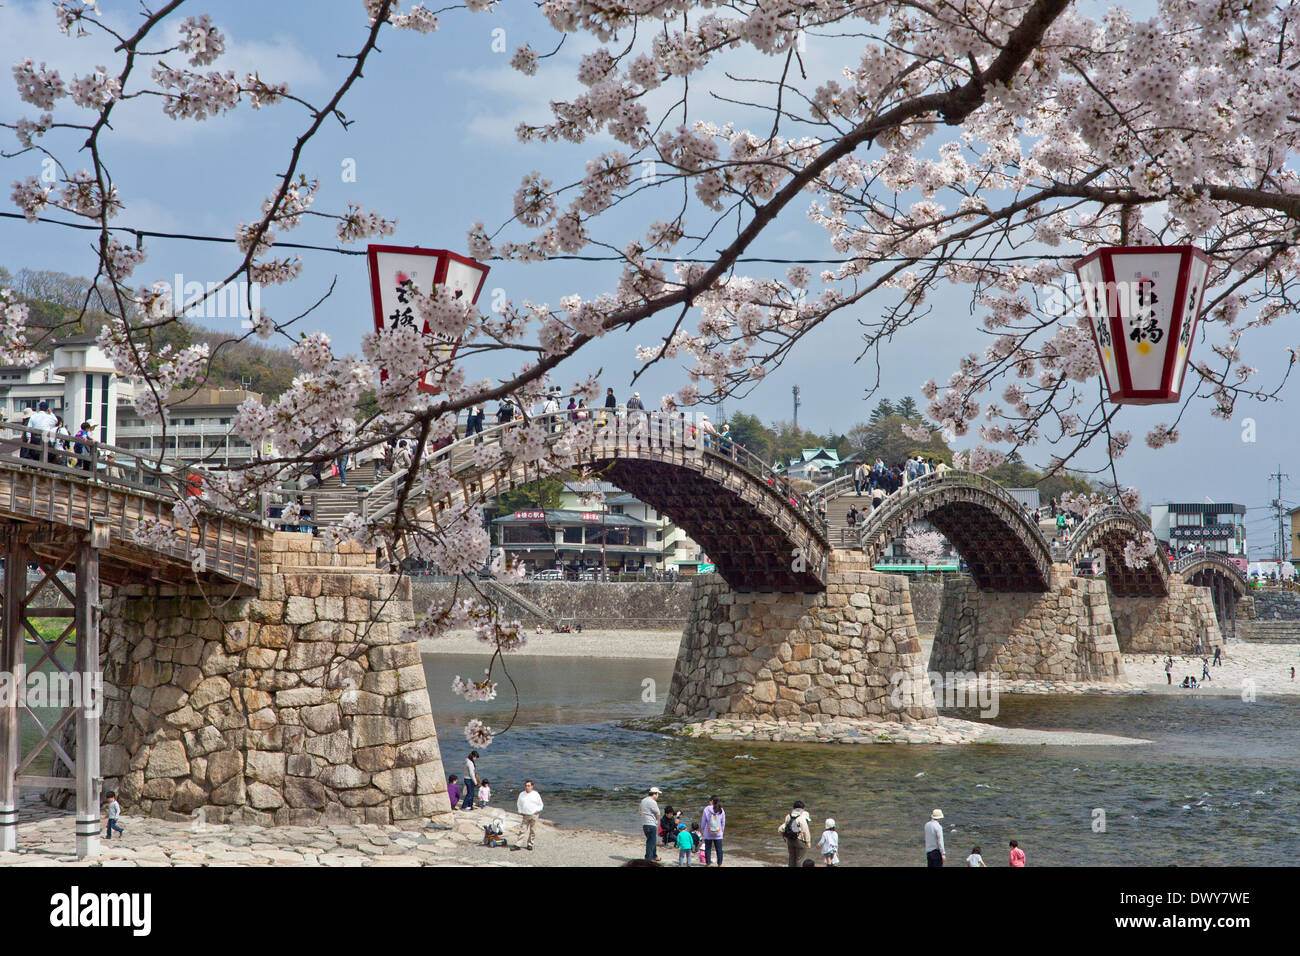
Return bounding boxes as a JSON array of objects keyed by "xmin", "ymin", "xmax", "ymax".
[
  {"xmin": 896, "ymin": 395, "xmax": 920, "ymax": 418},
  {"xmin": 868, "ymin": 398, "xmax": 896, "ymax": 423},
  {"xmin": 726, "ymin": 411, "xmax": 771, "ymax": 461},
  {"xmin": 487, "ymin": 477, "xmax": 566, "ymax": 520}
]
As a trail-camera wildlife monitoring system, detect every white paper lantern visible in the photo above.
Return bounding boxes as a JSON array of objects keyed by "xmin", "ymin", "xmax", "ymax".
[
  {"xmin": 1073, "ymin": 245, "xmax": 1211, "ymax": 404},
  {"xmin": 367, "ymin": 245, "xmax": 490, "ymax": 394}
]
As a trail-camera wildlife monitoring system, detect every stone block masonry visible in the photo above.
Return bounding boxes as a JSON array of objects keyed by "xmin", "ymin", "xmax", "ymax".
[
  {"xmin": 665, "ymin": 551, "xmax": 937, "ymax": 722},
  {"xmin": 98, "ymin": 532, "xmax": 450, "ymax": 826},
  {"xmin": 1110, "ymin": 582, "xmax": 1223, "ymax": 655},
  {"xmin": 931, "ymin": 564, "xmax": 1125, "ymax": 682}
]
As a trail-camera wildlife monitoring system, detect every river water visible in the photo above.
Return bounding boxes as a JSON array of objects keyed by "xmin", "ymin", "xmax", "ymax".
[{"xmin": 426, "ymin": 653, "xmax": 1300, "ymax": 866}]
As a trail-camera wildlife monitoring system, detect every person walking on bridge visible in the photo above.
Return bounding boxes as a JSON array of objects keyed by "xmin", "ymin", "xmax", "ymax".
[{"xmin": 925, "ymin": 808, "xmax": 946, "ymax": 867}]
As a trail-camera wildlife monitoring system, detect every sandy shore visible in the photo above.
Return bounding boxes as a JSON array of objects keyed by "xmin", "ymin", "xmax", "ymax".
[
  {"xmin": 3, "ymin": 796, "xmax": 762, "ymax": 868},
  {"xmin": 420, "ymin": 628, "xmax": 684, "ymax": 659},
  {"xmin": 1122, "ymin": 642, "xmax": 1300, "ymax": 696}
]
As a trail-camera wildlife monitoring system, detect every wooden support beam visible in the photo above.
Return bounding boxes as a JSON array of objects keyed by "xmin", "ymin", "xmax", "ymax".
[
  {"xmin": 74, "ymin": 524, "xmax": 102, "ymax": 859},
  {"xmin": 0, "ymin": 530, "xmax": 26, "ymax": 851}
]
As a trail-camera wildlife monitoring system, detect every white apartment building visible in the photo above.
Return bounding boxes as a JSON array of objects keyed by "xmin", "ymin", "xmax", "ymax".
[
  {"xmin": 0, "ymin": 333, "xmax": 120, "ymax": 440},
  {"xmin": 115, "ymin": 387, "xmax": 262, "ymax": 465}
]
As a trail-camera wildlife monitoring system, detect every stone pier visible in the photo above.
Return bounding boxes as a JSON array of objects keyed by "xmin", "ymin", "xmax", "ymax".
[
  {"xmin": 665, "ymin": 551, "xmax": 936, "ymax": 721},
  {"xmin": 97, "ymin": 532, "xmax": 450, "ymax": 826},
  {"xmin": 930, "ymin": 565, "xmax": 1124, "ymax": 681},
  {"xmin": 1109, "ymin": 582, "xmax": 1223, "ymax": 655}
]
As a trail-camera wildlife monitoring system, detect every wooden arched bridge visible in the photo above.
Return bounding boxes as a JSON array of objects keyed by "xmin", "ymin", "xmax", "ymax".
[
  {"xmin": 338, "ymin": 414, "xmax": 831, "ymax": 592},
  {"xmin": 813, "ymin": 471, "xmax": 1207, "ymax": 599},
  {"xmin": 1172, "ymin": 550, "xmax": 1248, "ymax": 638}
]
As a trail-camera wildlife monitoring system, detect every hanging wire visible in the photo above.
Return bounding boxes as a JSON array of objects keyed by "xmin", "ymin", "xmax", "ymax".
[{"xmin": 0, "ymin": 210, "xmax": 1080, "ymax": 264}]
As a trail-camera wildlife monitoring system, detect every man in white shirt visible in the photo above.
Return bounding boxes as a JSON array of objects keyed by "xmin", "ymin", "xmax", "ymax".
[
  {"xmin": 542, "ymin": 392, "xmax": 560, "ymax": 433},
  {"xmin": 514, "ymin": 780, "xmax": 544, "ymax": 851},
  {"xmin": 925, "ymin": 808, "xmax": 946, "ymax": 867},
  {"xmin": 28, "ymin": 401, "xmax": 58, "ymax": 463},
  {"xmin": 639, "ymin": 786, "xmax": 663, "ymax": 862}
]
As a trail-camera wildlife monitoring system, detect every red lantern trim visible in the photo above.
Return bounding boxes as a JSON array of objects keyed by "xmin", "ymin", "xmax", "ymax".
[
  {"xmin": 1073, "ymin": 244, "xmax": 1212, "ymax": 405},
  {"xmin": 366, "ymin": 244, "xmax": 492, "ymax": 394}
]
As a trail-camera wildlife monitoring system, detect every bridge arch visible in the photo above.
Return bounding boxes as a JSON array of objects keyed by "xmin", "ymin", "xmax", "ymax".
[
  {"xmin": 853, "ymin": 472, "xmax": 1053, "ymax": 592},
  {"xmin": 1065, "ymin": 506, "xmax": 1170, "ymax": 597},
  {"xmin": 1174, "ymin": 551, "xmax": 1248, "ymax": 595},
  {"xmin": 386, "ymin": 416, "xmax": 831, "ymax": 592},
  {"xmin": 1174, "ymin": 551, "xmax": 1248, "ymax": 639}
]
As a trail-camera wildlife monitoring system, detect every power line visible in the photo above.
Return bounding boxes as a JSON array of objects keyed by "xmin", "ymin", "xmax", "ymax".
[{"xmin": 0, "ymin": 209, "xmax": 1243, "ymax": 267}]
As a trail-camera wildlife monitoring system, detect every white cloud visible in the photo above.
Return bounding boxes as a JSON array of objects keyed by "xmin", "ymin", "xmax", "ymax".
[{"xmin": 0, "ymin": 0, "xmax": 326, "ymax": 146}]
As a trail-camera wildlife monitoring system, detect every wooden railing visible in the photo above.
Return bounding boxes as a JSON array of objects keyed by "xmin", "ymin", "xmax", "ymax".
[
  {"xmin": 0, "ymin": 422, "xmax": 261, "ymax": 585},
  {"xmin": 1172, "ymin": 550, "xmax": 1248, "ymax": 585},
  {"xmin": 279, "ymin": 412, "xmax": 831, "ymax": 543}
]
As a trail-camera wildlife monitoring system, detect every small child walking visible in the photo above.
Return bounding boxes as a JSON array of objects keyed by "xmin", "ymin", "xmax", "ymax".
[
  {"xmin": 477, "ymin": 779, "xmax": 491, "ymax": 808},
  {"xmin": 966, "ymin": 845, "xmax": 987, "ymax": 867},
  {"xmin": 817, "ymin": 818, "xmax": 840, "ymax": 866},
  {"xmin": 675, "ymin": 823, "xmax": 694, "ymax": 866},
  {"xmin": 104, "ymin": 791, "xmax": 124, "ymax": 840}
]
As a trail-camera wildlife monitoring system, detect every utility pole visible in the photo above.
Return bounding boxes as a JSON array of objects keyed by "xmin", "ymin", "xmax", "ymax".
[
  {"xmin": 792, "ymin": 385, "xmax": 801, "ymax": 430},
  {"xmin": 1269, "ymin": 465, "xmax": 1290, "ymax": 568}
]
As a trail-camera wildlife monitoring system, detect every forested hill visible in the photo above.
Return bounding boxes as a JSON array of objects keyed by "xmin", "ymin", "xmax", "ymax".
[{"xmin": 1, "ymin": 265, "xmax": 299, "ymax": 398}]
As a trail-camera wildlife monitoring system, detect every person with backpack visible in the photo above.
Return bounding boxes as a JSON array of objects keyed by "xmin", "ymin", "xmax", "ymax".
[
  {"xmin": 778, "ymin": 800, "xmax": 813, "ymax": 867},
  {"xmin": 72, "ymin": 420, "xmax": 97, "ymax": 471},
  {"xmin": 701, "ymin": 796, "xmax": 726, "ymax": 866},
  {"xmin": 846, "ymin": 505, "xmax": 859, "ymax": 529}
]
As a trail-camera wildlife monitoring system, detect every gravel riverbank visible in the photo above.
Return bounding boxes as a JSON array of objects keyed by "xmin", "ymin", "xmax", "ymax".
[{"xmin": 2, "ymin": 797, "xmax": 761, "ymax": 868}]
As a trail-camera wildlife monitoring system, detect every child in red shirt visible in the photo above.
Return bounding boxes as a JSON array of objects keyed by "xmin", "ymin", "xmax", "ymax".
[{"xmin": 1009, "ymin": 840, "xmax": 1026, "ymax": 866}]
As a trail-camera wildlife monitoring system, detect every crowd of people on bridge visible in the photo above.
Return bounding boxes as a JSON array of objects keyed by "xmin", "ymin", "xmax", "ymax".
[{"xmin": 848, "ymin": 456, "xmax": 950, "ymax": 512}]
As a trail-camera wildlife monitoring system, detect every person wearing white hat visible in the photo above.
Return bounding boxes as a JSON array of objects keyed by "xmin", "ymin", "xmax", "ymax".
[
  {"xmin": 818, "ymin": 818, "xmax": 840, "ymax": 866},
  {"xmin": 925, "ymin": 808, "xmax": 946, "ymax": 867},
  {"xmin": 639, "ymin": 787, "xmax": 663, "ymax": 862}
]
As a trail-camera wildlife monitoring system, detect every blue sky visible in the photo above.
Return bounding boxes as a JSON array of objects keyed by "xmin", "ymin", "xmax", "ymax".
[{"xmin": 1, "ymin": 0, "xmax": 1296, "ymax": 556}]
